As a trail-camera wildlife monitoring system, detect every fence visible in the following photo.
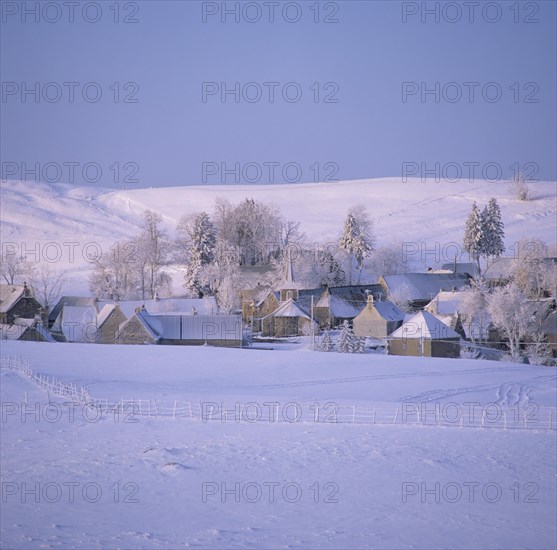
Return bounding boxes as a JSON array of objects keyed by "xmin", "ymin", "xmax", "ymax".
[{"xmin": 1, "ymin": 356, "xmax": 556, "ymax": 431}]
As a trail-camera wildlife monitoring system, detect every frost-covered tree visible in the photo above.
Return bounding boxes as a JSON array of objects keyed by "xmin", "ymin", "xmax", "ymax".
[
  {"xmin": 369, "ymin": 242, "xmax": 408, "ymax": 278},
  {"xmin": 287, "ymin": 247, "xmax": 345, "ymax": 289},
  {"xmin": 525, "ymin": 333, "xmax": 553, "ymax": 366},
  {"xmin": 134, "ymin": 210, "xmax": 170, "ymax": 299},
  {"xmin": 28, "ymin": 265, "xmax": 66, "ymax": 315},
  {"xmin": 212, "ymin": 197, "xmax": 299, "ymax": 267},
  {"xmin": 459, "ymin": 278, "xmax": 489, "ymax": 343},
  {"xmin": 177, "ymin": 212, "xmax": 217, "ymax": 297},
  {"xmin": 89, "ymin": 243, "xmax": 139, "ymax": 300},
  {"xmin": 481, "ymin": 198, "xmax": 505, "ymax": 259},
  {"xmin": 463, "ymin": 202, "xmax": 484, "ymax": 273},
  {"xmin": 0, "ymin": 249, "xmax": 36, "ymax": 285},
  {"xmin": 388, "ymin": 281, "xmax": 413, "ymax": 312},
  {"xmin": 339, "ymin": 206, "xmax": 374, "ymax": 283},
  {"xmin": 510, "ymin": 171, "xmax": 530, "ymax": 201},
  {"xmin": 319, "ymin": 330, "xmax": 334, "ymax": 352},
  {"xmin": 510, "ymin": 238, "xmax": 551, "ymax": 298},
  {"xmin": 337, "ymin": 320, "xmax": 357, "ymax": 353},
  {"xmin": 355, "ymin": 336, "xmax": 366, "ymax": 353},
  {"xmin": 487, "ymin": 282, "xmax": 534, "ymax": 359}
]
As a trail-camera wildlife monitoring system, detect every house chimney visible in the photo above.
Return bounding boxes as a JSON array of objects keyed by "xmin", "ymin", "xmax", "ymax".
[
  {"xmin": 192, "ymin": 307, "xmax": 197, "ymax": 316},
  {"xmin": 366, "ymin": 292, "xmax": 374, "ymax": 305},
  {"xmin": 154, "ymin": 291, "xmax": 159, "ymax": 302},
  {"xmin": 23, "ymin": 282, "xmax": 30, "ymax": 297}
]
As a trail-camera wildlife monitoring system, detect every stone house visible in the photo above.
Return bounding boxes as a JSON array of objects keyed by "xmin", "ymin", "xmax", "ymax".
[
  {"xmin": 313, "ymin": 285, "xmax": 385, "ymax": 328},
  {"xmin": 388, "ymin": 310, "xmax": 461, "ymax": 358},
  {"xmin": 353, "ymin": 294, "xmax": 404, "ymax": 339},
  {"xmin": 0, "ymin": 283, "xmax": 43, "ymax": 325}
]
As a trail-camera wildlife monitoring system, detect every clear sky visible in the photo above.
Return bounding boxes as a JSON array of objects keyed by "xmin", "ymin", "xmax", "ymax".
[{"xmin": 1, "ymin": 0, "xmax": 556, "ymax": 188}]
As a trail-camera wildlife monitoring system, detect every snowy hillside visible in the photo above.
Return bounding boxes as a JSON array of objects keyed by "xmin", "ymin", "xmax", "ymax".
[
  {"xmin": 1, "ymin": 341, "xmax": 556, "ymax": 549},
  {"xmin": 1, "ymin": 178, "xmax": 555, "ymax": 292}
]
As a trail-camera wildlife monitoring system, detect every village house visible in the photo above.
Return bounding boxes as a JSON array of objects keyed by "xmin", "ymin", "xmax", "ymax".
[
  {"xmin": 96, "ymin": 304, "xmax": 127, "ymax": 344},
  {"xmin": 51, "ymin": 305, "xmax": 98, "ymax": 343},
  {"xmin": 240, "ymin": 285, "xmax": 279, "ymax": 331},
  {"xmin": 388, "ymin": 310, "xmax": 461, "ymax": 359},
  {"xmin": 260, "ymin": 298, "xmax": 319, "ymax": 338},
  {"xmin": 49, "ymin": 295, "xmax": 219, "ymax": 343},
  {"xmin": 313, "ymin": 284, "xmax": 385, "ymax": 329},
  {"xmin": 541, "ymin": 308, "xmax": 557, "ymax": 357},
  {"xmin": 257, "ymin": 252, "xmax": 319, "ymax": 338},
  {"xmin": 379, "ymin": 273, "xmax": 471, "ymax": 310},
  {"xmin": 482, "ymin": 257, "xmax": 515, "ymax": 287},
  {"xmin": 424, "ymin": 289, "xmax": 468, "ymax": 339},
  {"xmin": 48, "ymin": 296, "xmax": 97, "ymax": 329},
  {"xmin": 0, "ymin": 316, "xmax": 56, "ymax": 343},
  {"xmin": 115, "ymin": 307, "xmax": 243, "ymax": 347},
  {"xmin": 0, "ymin": 283, "xmax": 43, "ymax": 325},
  {"xmin": 440, "ymin": 261, "xmax": 480, "ymax": 279},
  {"xmin": 353, "ymin": 294, "xmax": 404, "ymax": 339}
]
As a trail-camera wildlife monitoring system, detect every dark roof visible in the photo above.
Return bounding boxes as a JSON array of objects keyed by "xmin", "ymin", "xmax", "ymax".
[
  {"xmin": 295, "ymin": 288, "xmax": 327, "ymax": 316},
  {"xmin": 327, "ymin": 284, "xmax": 385, "ymax": 300},
  {"xmin": 541, "ymin": 310, "xmax": 557, "ymax": 335},
  {"xmin": 381, "ymin": 273, "xmax": 471, "ymax": 302},
  {"xmin": 49, "ymin": 296, "xmax": 97, "ymax": 323},
  {"xmin": 440, "ymin": 262, "xmax": 480, "ymax": 278},
  {"xmin": 317, "ymin": 285, "xmax": 386, "ymax": 318}
]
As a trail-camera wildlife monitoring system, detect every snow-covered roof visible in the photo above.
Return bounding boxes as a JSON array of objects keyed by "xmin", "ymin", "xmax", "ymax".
[
  {"xmin": 143, "ymin": 313, "xmax": 242, "ymax": 341},
  {"xmin": 424, "ymin": 290, "xmax": 463, "ymax": 316},
  {"xmin": 97, "ymin": 297, "xmax": 218, "ymax": 318},
  {"xmin": 390, "ymin": 310, "xmax": 460, "ymax": 340},
  {"xmin": 441, "ymin": 262, "xmax": 480, "ymax": 278},
  {"xmin": 261, "ymin": 298, "xmax": 313, "ymax": 320},
  {"xmin": 49, "ymin": 296, "xmax": 96, "ymax": 322},
  {"xmin": 0, "ymin": 323, "xmax": 27, "ymax": 340},
  {"xmin": 371, "ymin": 301, "xmax": 405, "ymax": 321},
  {"xmin": 33, "ymin": 323, "xmax": 57, "ymax": 343},
  {"xmin": 278, "ymin": 251, "xmax": 304, "ymax": 290},
  {"xmin": 483, "ymin": 257, "xmax": 515, "ymax": 280},
  {"xmin": 58, "ymin": 306, "xmax": 97, "ymax": 343},
  {"xmin": 116, "ymin": 310, "xmax": 162, "ymax": 343},
  {"xmin": 316, "ymin": 285, "xmax": 385, "ymax": 318},
  {"xmin": 381, "ymin": 273, "xmax": 470, "ymax": 302},
  {"xmin": 96, "ymin": 304, "xmax": 116, "ymax": 329},
  {"xmin": 0, "ymin": 320, "xmax": 56, "ymax": 342},
  {"xmin": 0, "ymin": 285, "xmax": 25, "ymax": 313}
]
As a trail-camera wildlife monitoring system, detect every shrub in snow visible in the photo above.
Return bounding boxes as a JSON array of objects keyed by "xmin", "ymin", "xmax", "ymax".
[
  {"xmin": 337, "ymin": 321, "xmax": 359, "ymax": 353},
  {"xmin": 510, "ymin": 173, "xmax": 530, "ymax": 201},
  {"xmin": 319, "ymin": 330, "xmax": 334, "ymax": 352},
  {"xmin": 487, "ymin": 283, "xmax": 534, "ymax": 360},
  {"xmin": 355, "ymin": 337, "xmax": 366, "ymax": 353},
  {"xmin": 460, "ymin": 344, "xmax": 481, "ymax": 360},
  {"xmin": 526, "ymin": 333, "xmax": 553, "ymax": 366}
]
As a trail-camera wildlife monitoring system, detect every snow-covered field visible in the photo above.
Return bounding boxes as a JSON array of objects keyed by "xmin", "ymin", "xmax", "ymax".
[
  {"xmin": 1, "ymin": 177, "xmax": 555, "ymax": 293},
  {"xmin": 1, "ymin": 340, "xmax": 556, "ymax": 549}
]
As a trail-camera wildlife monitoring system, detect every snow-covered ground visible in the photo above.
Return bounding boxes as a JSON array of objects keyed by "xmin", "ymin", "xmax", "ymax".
[
  {"xmin": 1, "ymin": 340, "xmax": 556, "ymax": 549},
  {"xmin": 1, "ymin": 177, "xmax": 555, "ymax": 293}
]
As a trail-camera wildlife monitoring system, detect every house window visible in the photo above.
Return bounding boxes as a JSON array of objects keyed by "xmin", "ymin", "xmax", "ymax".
[{"xmin": 286, "ymin": 291, "xmax": 293, "ymax": 300}]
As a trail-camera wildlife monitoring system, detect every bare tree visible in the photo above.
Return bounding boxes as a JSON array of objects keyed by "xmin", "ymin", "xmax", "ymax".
[
  {"xmin": 135, "ymin": 210, "xmax": 170, "ymax": 299},
  {"xmin": 0, "ymin": 250, "xmax": 36, "ymax": 285},
  {"xmin": 509, "ymin": 171, "xmax": 530, "ymax": 201},
  {"xmin": 487, "ymin": 282, "xmax": 534, "ymax": 360},
  {"xmin": 510, "ymin": 238, "xmax": 550, "ymax": 298},
  {"xmin": 29, "ymin": 265, "xmax": 66, "ymax": 315}
]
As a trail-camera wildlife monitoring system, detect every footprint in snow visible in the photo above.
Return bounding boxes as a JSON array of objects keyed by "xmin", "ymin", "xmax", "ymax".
[{"xmin": 160, "ymin": 461, "xmax": 195, "ymax": 472}]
